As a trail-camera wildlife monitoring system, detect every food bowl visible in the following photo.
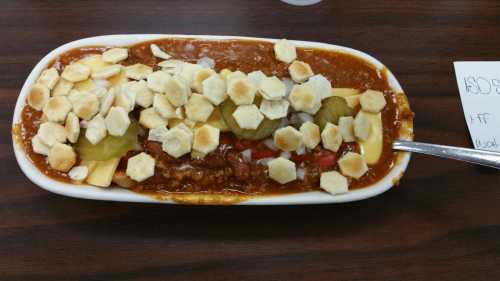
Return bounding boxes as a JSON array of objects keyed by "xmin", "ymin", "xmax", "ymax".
[{"xmin": 12, "ymin": 34, "xmax": 413, "ymax": 205}]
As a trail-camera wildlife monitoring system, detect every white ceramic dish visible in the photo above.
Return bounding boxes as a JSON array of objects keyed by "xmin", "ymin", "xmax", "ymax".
[{"xmin": 12, "ymin": 34, "xmax": 412, "ymax": 205}]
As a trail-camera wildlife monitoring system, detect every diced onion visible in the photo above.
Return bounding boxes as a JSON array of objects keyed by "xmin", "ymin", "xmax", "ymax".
[
  {"xmin": 282, "ymin": 78, "xmax": 294, "ymax": 98},
  {"xmin": 297, "ymin": 168, "xmax": 305, "ymax": 180},
  {"xmin": 68, "ymin": 166, "xmax": 88, "ymax": 181},
  {"xmin": 241, "ymin": 149, "xmax": 252, "ymax": 162},
  {"xmin": 288, "ymin": 113, "xmax": 300, "ymax": 127},
  {"xmin": 263, "ymin": 138, "xmax": 278, "ymax": 150},
  {"xmin": 297, "ymin": 112, "xmax": 313, "ymax": 124},
  {"xmin": 185, "ymin": 43, "xmax": 194, "ymax": 52},
  {"xmin": 179, "ymin": 163, "xmax": 193, "ymax": 170},
  {"xmin": 256, "ymin": 157, "xmax": 274, "ymax": 166},
  {"xmin": 197, "ymin": 56, "xmax": 215, "ymax": 69},
  {"xmin": 279, "ymin": 118, "xmax": 289, "ymax": 128},
  {"xmin": 280, "ymin": 150, "xmax": 291, "ymax": 159},
  {"xmin": 296, "ymin": 145, "xmax": 305, "ymax": 155},
  {"xmin": 80, "ymin": 120, "xmax": 89, "ymax": 128},
  {"xmin": 289, "ymin": 112, "xmax": 313, "ymax": 128}
]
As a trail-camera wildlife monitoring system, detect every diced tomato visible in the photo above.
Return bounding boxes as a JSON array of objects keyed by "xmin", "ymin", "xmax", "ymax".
[
  {"xmin": 316, "ymin": 151, "xmax": 337, "ymax": 170},
  {"xmin": 290, "ymin": 151, "xmax": 314, "ymax": 163},
  {"xmin": 234, "ymin": 139, "xmax": 255, "ymax": 151},
  {"xmin": 251, "ymin": 148, "xmax": 280, "ymax": 160},
  {"xmin": 290, "ymin": 152, "xmax": 304, "ymax": 163}
]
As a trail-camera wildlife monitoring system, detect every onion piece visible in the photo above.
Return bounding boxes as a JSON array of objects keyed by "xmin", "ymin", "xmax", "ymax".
[
  {"xmin": 296, "ymin": 145, "xmax": 305, "ymax": 156},
  {"xmin": 279, "ymin": 118, "xmax": 289, "ymax": 128},
  {"xmin": 197, "ymin": 56, "xmax": 215, "ymax": 69},
  {"xmin": 289, "ymin": 112, "xmax": 314, "ymax": 128},
  {"xmin": 282, "ymin": 78, "xmax": 294, "ymax": 98},
  {"xmin": 288, "ymin": 113, "xmax": 300, "ymax": 127},
  {"xmin": 263, "ymin": 138, "xmax": 278, "ymax": 150},
  {"xmin": 256, "ymin": 157, "xmax": 274, "ymax": 166},
  {"xmin": 179, "ymin": 163, "xmax": 193, "ymax": 170},
  {"xmin": 280, "ymin": 150, "xmax": 291, "ymax": 159},
  {"xmin": 80, "ymin": 120, "xmax": 89, "ymax": 128},
  {"xmin": 241, "ymin": 149, "xmax": 252, "ymax": 162},
  {"xmin": 185, "ymin": 43, "xmax": 194, "ymax": 52},
  {"xmin": 297, "ymin": 112, "xmax": 313, "ymax": 124},
  {"xmin": 297, "ymin": 168, "xmax": 305, "ymax": 180}
]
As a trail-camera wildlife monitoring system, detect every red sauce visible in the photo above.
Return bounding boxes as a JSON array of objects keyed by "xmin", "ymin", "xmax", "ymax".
[
  {"xmin": 18, "ymin": 107, "xmax": 71, "ymax": 182},
  {"xmin": 20, "ymin": 38, "xmax": 404, "ymax": 196}
]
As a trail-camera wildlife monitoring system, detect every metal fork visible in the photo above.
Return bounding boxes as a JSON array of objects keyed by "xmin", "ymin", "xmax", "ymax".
[{"xmin": 393, "ymin": 140, "xmax": 500, "ymax": 169}]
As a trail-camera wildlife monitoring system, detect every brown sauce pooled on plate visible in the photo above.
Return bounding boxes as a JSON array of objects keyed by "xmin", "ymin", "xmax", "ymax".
[{"xmin": 20, "ymin": 38, "xmax": 402, "ymax": 197}]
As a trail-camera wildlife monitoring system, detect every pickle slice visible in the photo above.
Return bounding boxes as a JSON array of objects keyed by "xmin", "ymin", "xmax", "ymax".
[
  {"xmin": 85, "ymin": 158, "xmax": 120, "ymax": 187},
  {"xmin": 314, "ymin": 96, "xmax": 354, "ymax": 130},
  {"xmin": 207, "ymin": 106, "xmax": 230, "ymax": 132},
  {"xmin": 75, "ymin": 121, "xmax": 140, "ymax": 161},
  {"xmin": 220, "ymin": 99, "xmax": 282, "ymax": 140}
]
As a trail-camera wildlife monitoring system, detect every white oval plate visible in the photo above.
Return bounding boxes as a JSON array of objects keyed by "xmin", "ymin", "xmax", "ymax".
[{"xmin": 12, "ymin": 34, "xmax": 412, "ymax": 205}]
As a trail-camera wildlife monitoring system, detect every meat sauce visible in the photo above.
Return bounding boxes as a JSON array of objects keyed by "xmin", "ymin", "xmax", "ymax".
[{"xmin": 19, "ymin": 38, "xmax": 402, "ymax": 196}]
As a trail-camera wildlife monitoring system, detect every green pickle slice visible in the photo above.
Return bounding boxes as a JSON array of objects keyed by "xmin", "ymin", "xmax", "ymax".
[
  {"xmin": 314, "ymin": 96, "xmax": 354, "ymax": 130},
  {"xmin": 75, "ymin": 121, "xmax": 140, "ymax": 161},
  {"xmin": 220, "ymin": 99, "xmax": 282, "ymax": 140}
]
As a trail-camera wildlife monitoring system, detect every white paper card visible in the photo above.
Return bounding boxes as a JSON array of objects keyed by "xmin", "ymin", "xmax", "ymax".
[{"xmin": 454, "ymin": 61, "xmax": 500, "ymax": 151}]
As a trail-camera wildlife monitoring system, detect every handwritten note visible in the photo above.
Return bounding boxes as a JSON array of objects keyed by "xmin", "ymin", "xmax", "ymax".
[{"xmin": 454, "ymin": 61, "xmax": 500, "ymax": 152}]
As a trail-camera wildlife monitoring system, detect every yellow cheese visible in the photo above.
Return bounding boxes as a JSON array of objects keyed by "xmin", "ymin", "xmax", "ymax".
[
  {"xmin": 357, "ymin": 111, "xmax": 383, "ymax": 165},
  {"xmin": 73, "ymin": 79, "xmax": 96, "ymax": 92},
  {"xmin": 108, "ymin": 69, "xmax": 128, "ymax": 87},
  {"xmin": 331, "ymin": 88, "xmax": 360, "ymax": 98},
  {"xmin": 80, "ymin": 160, "xmax": 97, "ymax": 174},
  {"xmin": 78, "ymin": 55, "xmax": 111, "ymax": 73},
  {"xmin": 85, "ymin": 158, "xmax": 120, "ymax": 187},
  {"xmin": 168, "ymin": 107, "xmax": 229, "ymax": 132},
  {"xmin": 77, "ymin": 54, "xmax": 127, "ymax": 87},
  {"xmin": 344, "ymin": 94, "xmax": 361, "ymax": 108}
]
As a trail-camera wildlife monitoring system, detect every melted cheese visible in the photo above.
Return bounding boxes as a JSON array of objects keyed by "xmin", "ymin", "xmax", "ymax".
[
  {"xmin": 357, "ymin": 111, "xmax": 383, "ymax": 165},
  {"xmin": 85, "ymin": 158, "xmax": 120, "ymax": 187}
]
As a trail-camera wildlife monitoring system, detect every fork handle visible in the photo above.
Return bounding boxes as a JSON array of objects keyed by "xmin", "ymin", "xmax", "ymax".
[{"xmin": 393, "ymin": 140, "xmax": 500, "ymax": 170}]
